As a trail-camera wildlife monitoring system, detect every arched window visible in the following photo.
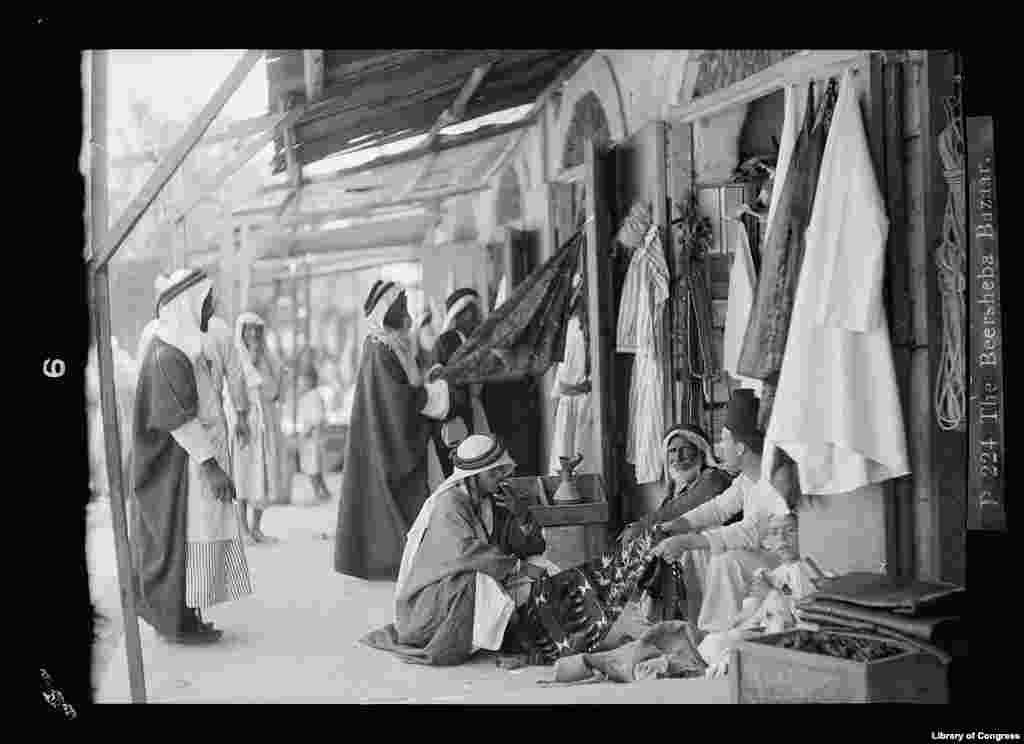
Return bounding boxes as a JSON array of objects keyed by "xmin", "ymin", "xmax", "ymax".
[{"xmin": 561, "ymin": 91, "xmax": 611, "ymax": 170}]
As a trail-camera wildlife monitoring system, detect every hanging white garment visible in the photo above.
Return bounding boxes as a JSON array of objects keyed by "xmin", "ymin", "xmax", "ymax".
[
  {"xmin": 625, "ymin": 226, "xmax": 669, "ymax": 484},
  {"xmin": 549, "ymin": 314, "xmax": 594, "ymax": 474},
  {"xmin": 764, "ymin": 70, "xmax": 910, "ymax": 495},
  {"xmin": 722, "ymin": 223, "xmax": 763, "ymax": 397},
  {"xmin": 764, "ymin": 85, "xmax": 807, "ymax": 243}
]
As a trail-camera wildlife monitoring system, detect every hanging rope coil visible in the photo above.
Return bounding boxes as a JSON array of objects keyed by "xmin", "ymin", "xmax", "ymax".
[{"xmin": 934, "ymin": 88, "xmax": 966, "ymax": 432}]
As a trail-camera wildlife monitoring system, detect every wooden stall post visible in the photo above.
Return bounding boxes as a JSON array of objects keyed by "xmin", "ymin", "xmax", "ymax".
[
  {"xmin": 88, "ymin": 49, "xmax": 147, "ymax": 704},
  {"xmin": 874, "ymin": 52, "xmax": 918, "ymax": 582},
  {"xmin": 583, "ymin": 139, "xmax": 620, "ymax": 530},
  {"xmin": 921, "ymin": 51, "xmax": 968, "ymax": 584}
]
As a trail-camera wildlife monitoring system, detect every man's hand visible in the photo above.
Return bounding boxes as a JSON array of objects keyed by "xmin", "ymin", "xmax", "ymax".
[
  {"xmin": 201, "ymin": 459, "xmax": 236, "ymax": 503},
  {"xmin": 495, "ymin": 483, "xmax": 531, "ymax": 522},
  {"xmin": 617, "ymin": 522, "xmax": 644, "ymax": 544},
  {"xmin": 522, "ymin": 561, "xmax": 547, "ymax": 581},
  {"xmin": 234, "ymin": 412, "xmax": 251, "ymax": 448},
  {"xmin": 650, "ymin": 533, "xmax": 701, "ymax": 562}
]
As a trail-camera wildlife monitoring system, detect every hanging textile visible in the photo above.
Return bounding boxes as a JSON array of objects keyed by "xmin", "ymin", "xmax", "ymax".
[
  {"xmin": 722, "ymin": 221, "xmax": 763, "ymax": 397},
  {"xmin": 441, "ymin": 231, "xmax": 584, "ymax": 387},
  {"xmin": 680, "ymin": 256, "xmax": 718, "ymax": 407},
  {"xmin": 737, "ymin": 81, "xmax": 836, "ymax": 429},
  {"xmin": 621, "ymin": 225, "xmax": 670, "ymax": 484},
  {"xmin": 549, "ymin": 309, "xmax": 595, "ymax": 475},
  {"xmin": 764, "ymin": 84, "xmax": 805, "ymax": 244},
  {"xmin": 764, "ymin": 70, "xmax": 910, "ymax": 495},
  {"xmin": 615, "ymin": 203, "xmax": 653, "ymax": 353},
  {"xmin": 670, "ymin": 201, "xmax": 718, "ymax": 430}
]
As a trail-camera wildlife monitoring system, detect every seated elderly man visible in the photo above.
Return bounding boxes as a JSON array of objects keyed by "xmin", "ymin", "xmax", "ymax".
[
  {"xmin": 649, "ymin": 390, "xmax": 791, "ymax": 637},
  {"xmin": 615, "ymin": 424, "xmax": 734, "ymax": 624},
  {"xmin": 362, "ymin": 434, "xmax": 555, "ymax": 666},
  {"xmin": 619, "ymin": 424, "xmax": 733, "ymax": 544}
]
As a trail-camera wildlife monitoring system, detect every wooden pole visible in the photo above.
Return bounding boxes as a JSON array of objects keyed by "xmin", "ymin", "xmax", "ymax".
[
  {"xmin": 88, "ymin": 49, "xmax": 148, "ymax": 704},
  {"xmin": 583, "ymin": 139, "xmax": 619, "ymax": 530},
  {"xmin": 291, "ymin": 260, "xmax": 300, "ymax": 446},
  {"xmin": 305, "ymin": 259, "xmax": 313, "ymax": 357}
]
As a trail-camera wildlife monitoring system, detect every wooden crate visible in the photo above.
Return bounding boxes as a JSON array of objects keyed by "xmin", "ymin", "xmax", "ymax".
[
  {"xmin": 506, "ymin": 474, "xmax": 610, "ymax": 568},
  {"xmin": 730, "ymin": 630, "xmax": 949, "ymax": 704}
]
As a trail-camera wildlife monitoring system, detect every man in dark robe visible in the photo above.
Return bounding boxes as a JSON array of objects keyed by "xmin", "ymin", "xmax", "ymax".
[
  {"xmin": 131, "ymin": 269, "xmax": 241, "ymax": 644},
  {"xmin": 435, "ymin": 287, "xmax": 542, "ymax": 476},
  {"xmin": 362, "ymin": 435, "xmax": 551, "ymax": 666},
  {"xmin": 429, "ymin": 288, "xmax": 485, "ymax": 477},
  {"xmin": 334, "ymin": 281, "xmax": 451, "ymax": 580}
]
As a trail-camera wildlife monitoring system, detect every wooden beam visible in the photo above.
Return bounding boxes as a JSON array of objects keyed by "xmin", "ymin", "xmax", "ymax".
[
  {"xmin": 423, "ymin": 63, "xmax": 494, "ymax": 150},
  {"xmin": 165, "ymin": 107, "xmax": 301, "ymax": 228},
  {"xmin": 583, "ymin": 138, "xmax": 619, "ymax": 529},
  {"xmin": 274, "ymin": 186, "xmax": 302, "ymax": 219},
  {"xmin": 260, "ymin": 213, "xmax": 436, "ymax": 256},
  {"xmin": 391, "ymin": 59, "xmax": 497, "ymax": 198},
  {"xmin": 295, "ymin": 118, "xmax": 536, "ymax": 182},
  {"xmin": 479, "ymin": 127, "xmax": 530, "ymax": 187},
  {"xmin": 874, "ymin": 52, "xmax": 917, "ymax": 583},
  {"xmin": 90, "ymin": 49, "xmax": 263, "ymax": 272},
  {"xmin": 668, "ymin": 50, "xmax": 873, "ymax": 124},
  {"xmin": 550, "ymin": 164, "xmax": 585, "ymax": 184},
  {"xmin": 255, "ymin": 119, "xmax": 534, "ymax": 197},
  {"xmin": 110, "ymin": 113, "xmax": 284, "ymax": 169},
  {"xmin": 239, "ymin": 183, "xmax": 487, "ymax": 224},
  {"xmin": 921, "ymin": 51, "xmax": 967, "ymax": 584},
  {"xmin": 303, "ymin": 50, "xmax": 325, "ymax": 104},
  {"xmin": 194, "ymin": 242, "xmax": 419, "ymax": 275},
  {"xmin": 396, "ymin": 152, "xmax": 440, "ymax": 200},
  {"xmin": 253, "ymin": 246, "xmax": 419, "ymax": 280},
  {"xmin": 88, "ymin": 49, "xmax": 148, "ymax": 704}
]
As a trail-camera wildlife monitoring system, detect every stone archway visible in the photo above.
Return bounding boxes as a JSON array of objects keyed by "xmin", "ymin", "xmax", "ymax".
[{"xmin": 561, "ymin": 90, "xmax": 612, "ymax": 170}]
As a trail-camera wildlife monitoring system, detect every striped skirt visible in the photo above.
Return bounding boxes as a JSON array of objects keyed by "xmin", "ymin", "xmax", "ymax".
[{"xmin": 186, "ymin": 538, "xmax": 253, "ymax": 609}]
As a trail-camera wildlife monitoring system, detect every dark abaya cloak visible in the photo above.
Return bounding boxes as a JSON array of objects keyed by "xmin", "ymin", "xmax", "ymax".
[
  {"xmin": 334, "ymin": 337, "xmax": 432, "ymax": 580},
  {"xmin": 130, "ymin": 338, "xmax": 196, "ymax": 637}
]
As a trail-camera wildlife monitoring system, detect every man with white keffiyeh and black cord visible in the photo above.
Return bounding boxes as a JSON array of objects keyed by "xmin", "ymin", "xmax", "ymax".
[{"xmin": 131, "ymin": 269, "xmax": 253, "ymax": 645}]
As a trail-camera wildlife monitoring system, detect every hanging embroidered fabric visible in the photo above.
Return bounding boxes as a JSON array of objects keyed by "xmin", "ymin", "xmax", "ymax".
[
  {"xmin": 549, "ymin": 303, "xmax": 595, "ymax": 475},
  {"xmin": 763, "ymin": 70, "xmax": 910, "ymax": 495},
  {"xmin": 722, "ymin": 220, "xmax": 763, "ymax": 397},
  {"xmin": 622, "ymin": 225, "xmax": 670, "ymax": 484},
  {"xmin": 441, "ymin": 231, "xmax": 584, "ymax": 386},
  {"xmin": 687, "ymin": 260, "xmax": 716, "ymax": 404},
  {"xmin": 737, "ymin": 81, "xmax": 836, "ymax": 429},
  {"xmin": 616, "ymin": 203, "xmax": 653, "ymax": 353},
  {"xmin": 673, "ymin": 241, "xmax": 718, "ymax": 431}
]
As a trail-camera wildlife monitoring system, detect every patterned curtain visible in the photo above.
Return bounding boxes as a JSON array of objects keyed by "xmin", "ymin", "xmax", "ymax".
[{"xmin": 441, "ymin": 231, "xmax": 585, "ymax": 386}]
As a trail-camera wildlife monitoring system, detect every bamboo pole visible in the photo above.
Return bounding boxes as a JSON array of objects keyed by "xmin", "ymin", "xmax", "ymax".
[{"xmin": 88, "ymin": 49, "xmax": 147, "ymax": 704}]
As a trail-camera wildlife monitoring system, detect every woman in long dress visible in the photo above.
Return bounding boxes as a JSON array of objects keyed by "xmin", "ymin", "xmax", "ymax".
[{"xmin": 227, "ymin": 312, "xmax": 285, "ymax": 544}]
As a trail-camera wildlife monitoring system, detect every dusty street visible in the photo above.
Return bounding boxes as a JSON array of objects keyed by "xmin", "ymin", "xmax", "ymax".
[{"xmin": 89, "ymin": 475, "xmax": 730, "ymax": 704}]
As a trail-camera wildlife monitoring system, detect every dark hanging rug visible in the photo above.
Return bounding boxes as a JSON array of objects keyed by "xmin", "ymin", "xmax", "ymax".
[{"xmin": 441, "ymin": 230, "xmax": 585, "ymax": 387}]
